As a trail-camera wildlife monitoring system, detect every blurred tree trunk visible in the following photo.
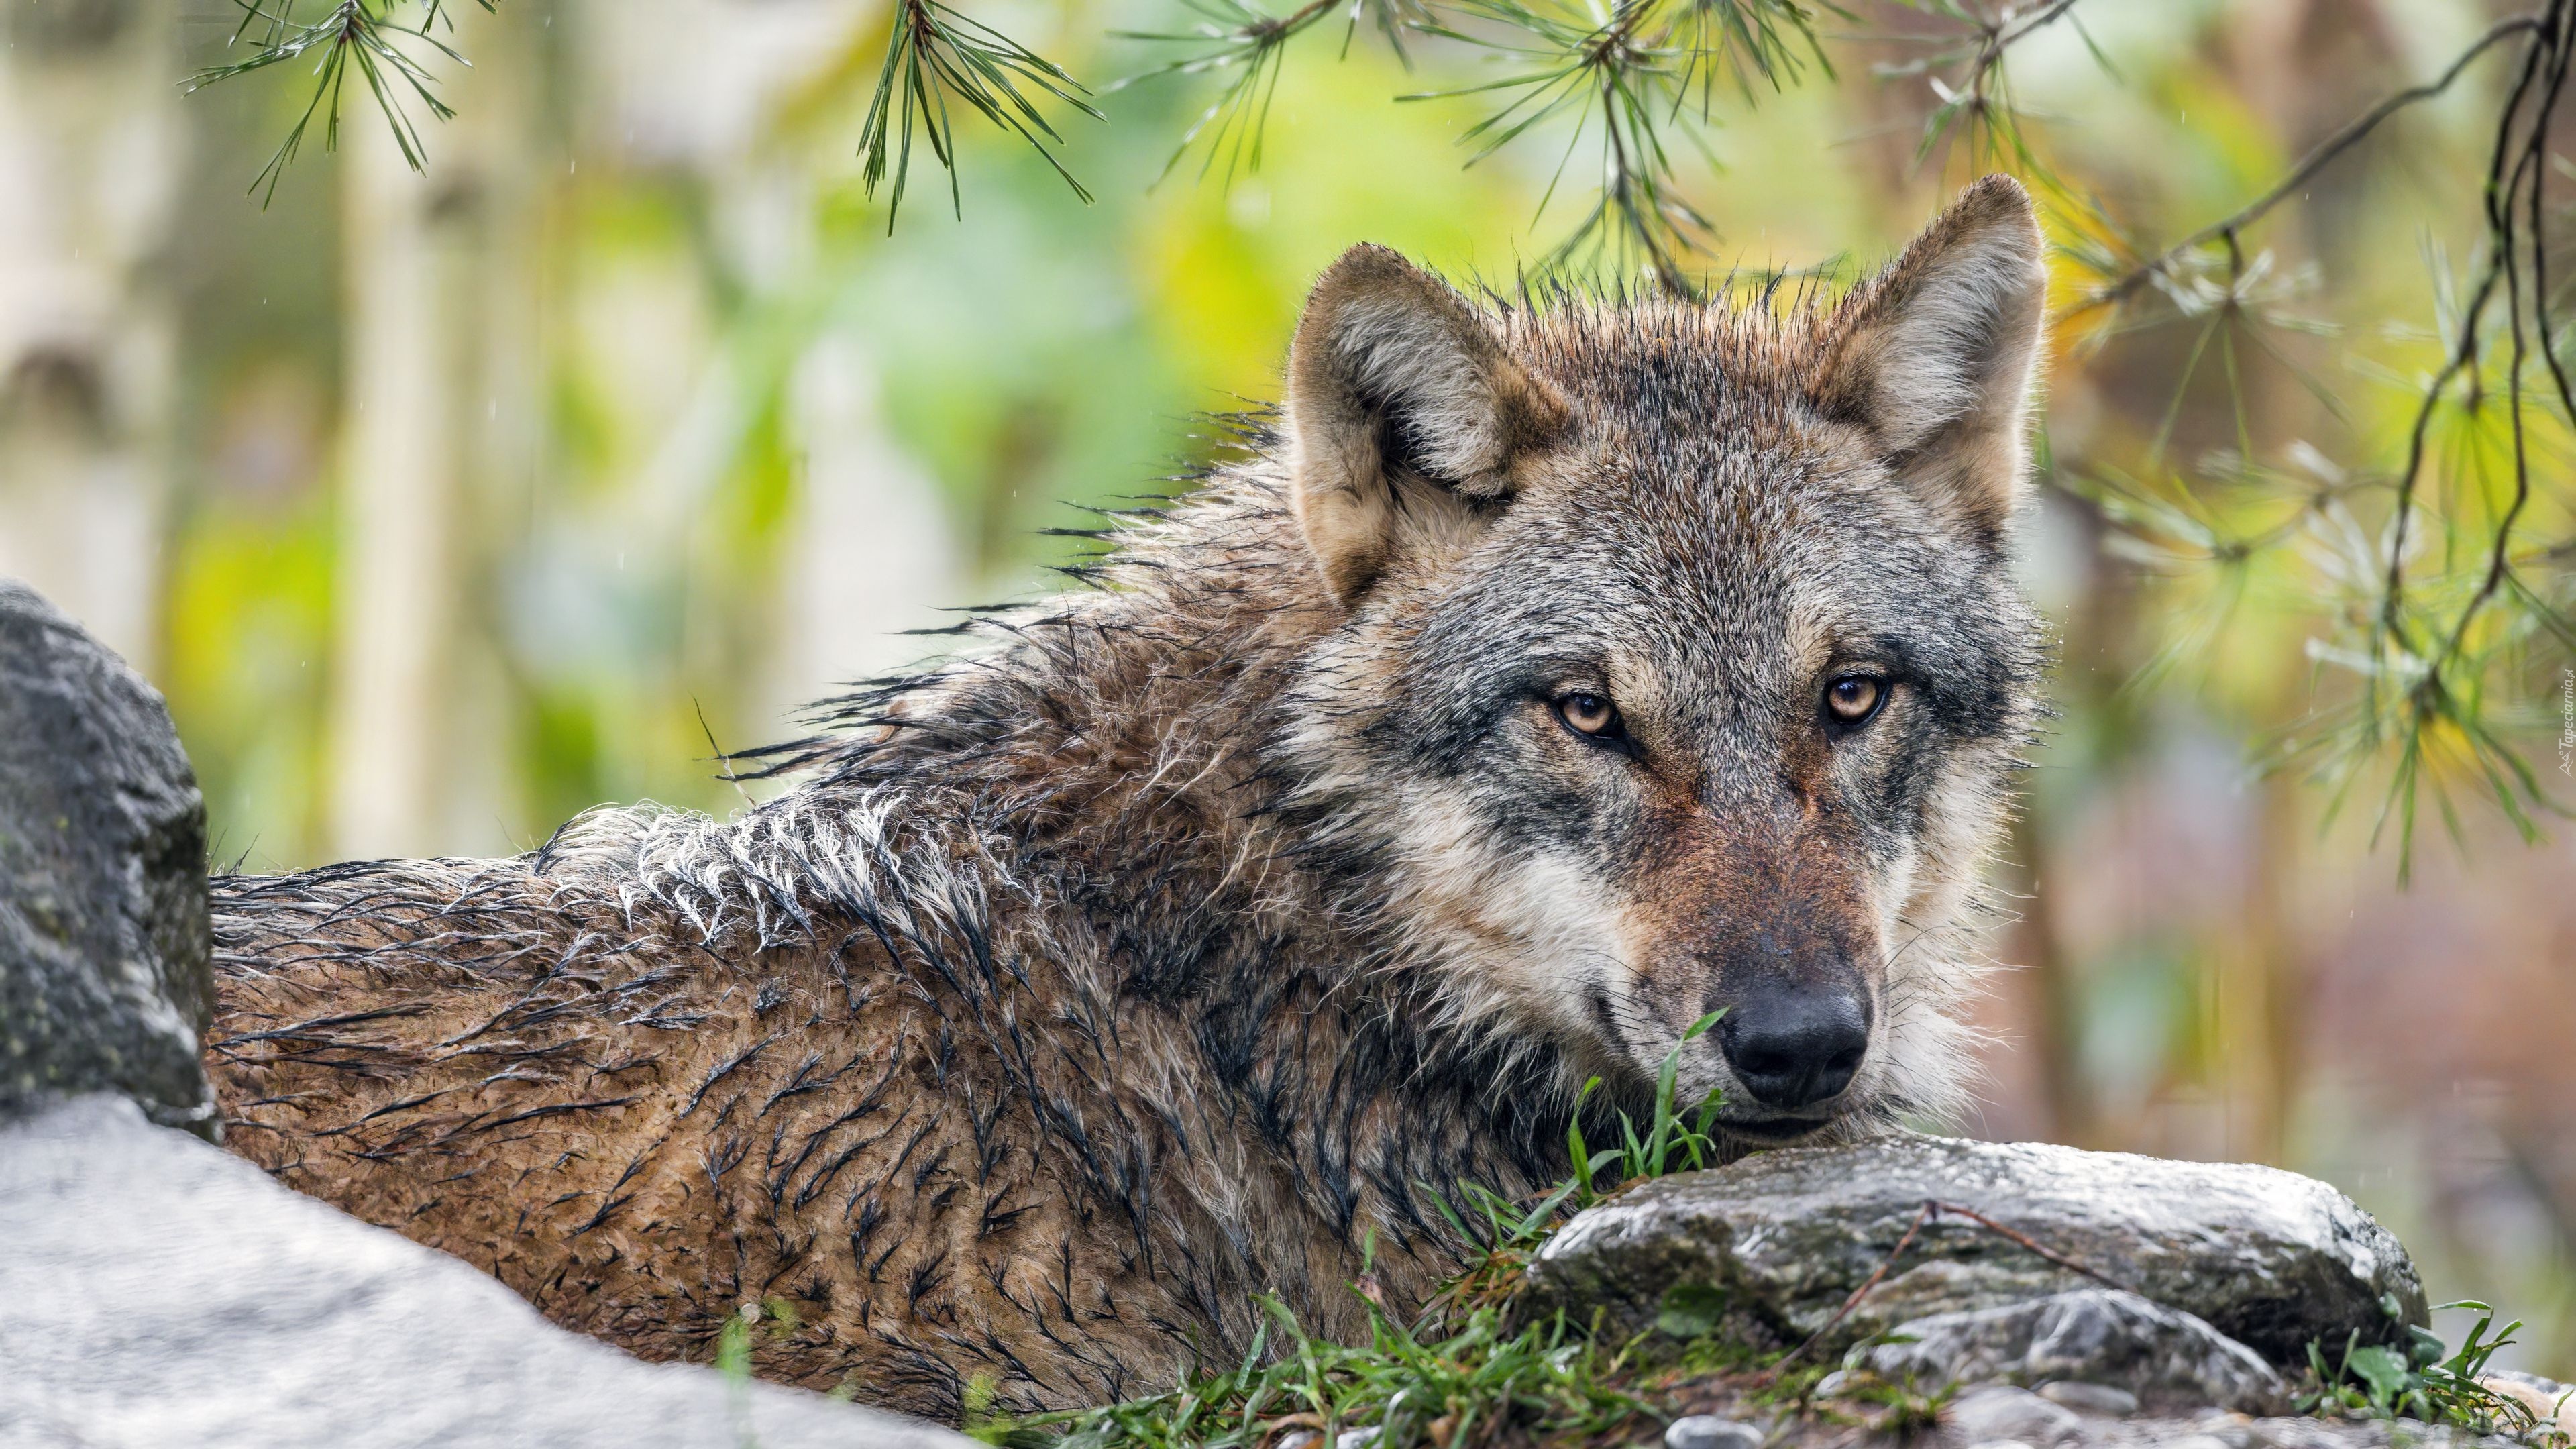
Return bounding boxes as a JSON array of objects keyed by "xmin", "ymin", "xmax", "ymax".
[
  {"xmin": 329, "ymin": 5, "xmax": 525, "ymax": 859},
  {"xmin": 2008, "ymin": 802, "xmax": 2094, "ymax": 1146},
  {"xmin": 2216, "ymin": 773, "xmax": 2303, "ymax": 1164},
  {"xmin": 0, "ymin": 0, "xmax": 180, "ymax": 672},
  {"xmin": 330, "ymin": 113, "xmax": 464, "ymax": 859},
  {"xmin": 779, "ymin": 332, "xmax": 961, "ymax": 711},
  {"xmin": 451, "ymin": 3, "xmax": 548, "ymax": 851}
]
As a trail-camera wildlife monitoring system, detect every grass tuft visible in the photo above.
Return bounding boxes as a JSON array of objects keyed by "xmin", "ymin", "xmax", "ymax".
[
  {"xmin": 2300, "ymin": 1299, "xmax": 2572, "ymax": 1446},
  {"xmin": 1000, "ymin": 1014, "xmax": 1728, "ymax": 1446},
  {"xmin": 1012, "ymin": 1295, "xmax": 1652, "ymax": 1448}
]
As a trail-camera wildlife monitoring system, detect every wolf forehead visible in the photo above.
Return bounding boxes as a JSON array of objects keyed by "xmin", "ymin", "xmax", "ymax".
[
  {"xmin": 1505, "ymin": 294, "xmax": 1843, "ymax": 421},
  {"xmin": 1489, "ymin": 301, "xmax": 1989, "ymax": 535},
  {"xmin": 1381, "ymin": 300, "xmax": 2038, "ymax": 726}
]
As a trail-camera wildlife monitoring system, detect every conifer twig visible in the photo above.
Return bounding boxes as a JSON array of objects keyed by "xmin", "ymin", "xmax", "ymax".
[
  {"xmin": 1112, "ymin": 0, "xmax": 1346, "ymax": 183},
  {"xmin": 857, "ymin": 0, "xmax": 1103, "ymax": 225},
  {"xmin": 186, "ymin": 0, "xmax": 489, "ymax": 205},
  {"xmin": 2068, "ymin": 9, "xmax": 2547, "ymax": 319}
]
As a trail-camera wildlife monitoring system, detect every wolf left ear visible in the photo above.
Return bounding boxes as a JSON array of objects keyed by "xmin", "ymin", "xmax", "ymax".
[
  {"xmin": 1285, "ymin": 244, "xmax": 1572, "ymax": 603},
  {"xmin": 1810, "ymin": 175, "xmax": 2047, "ymax": 545}
]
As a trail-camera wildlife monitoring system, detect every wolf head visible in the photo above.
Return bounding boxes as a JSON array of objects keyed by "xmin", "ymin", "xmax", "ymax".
[{"xmin": 1274, "ymin": 176, "xmax": 2047, "ymax": 1147}]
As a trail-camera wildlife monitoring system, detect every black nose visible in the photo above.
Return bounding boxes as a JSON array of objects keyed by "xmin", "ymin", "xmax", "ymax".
[{"xmin": 1717, "ymin": 989, "xmax": 1869, "ymax": 1110}]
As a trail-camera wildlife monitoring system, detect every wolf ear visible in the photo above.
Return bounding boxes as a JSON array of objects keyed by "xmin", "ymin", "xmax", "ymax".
[
  {"xmin": 1810, "ymin": 174, "xmax": 2047, "ymax": 545},
  {"xmin": 1285, "ymin": 244, "xmax": 1572, "ymax": 602}
]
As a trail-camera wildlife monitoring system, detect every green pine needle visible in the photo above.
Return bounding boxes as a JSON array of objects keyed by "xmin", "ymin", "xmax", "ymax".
[
  {"xmin": 186, "ymin": 0, "xmax": 488, "ymax": 206},
  {"xmin": 858, "ymin": 0, "xmax": 1104, "ymax": 229},
  {"xmin": 1112, "ymin": 0, "xmax": 1341, "ymax": 184}
]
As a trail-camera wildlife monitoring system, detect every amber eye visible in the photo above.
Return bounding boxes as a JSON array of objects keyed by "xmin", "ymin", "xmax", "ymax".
[
  {"xmin": 1824, "ymin": 675, "xmax": 1885, "ymax": 724},
  {"xmin": 1556, "ymin": 692, "xmax": 1619, "ymax": 737}
]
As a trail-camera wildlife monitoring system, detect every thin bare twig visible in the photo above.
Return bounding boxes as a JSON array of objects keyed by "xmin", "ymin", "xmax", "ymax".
[
  {"xmin": 2070, "ymin": 11, "xmax": 2546, "ymax": 318},
  {"xmin": 1760, "ymin": 1198, "xmax": 2142, "ymax": 1383},
  {"xmin": 1933, "ymin": 1201, "xmax": 2141, "ymax": 1296},
  {"xmin": 2384, "ymin": 8, "xmax": 2553, "ymax": 645},
  {"xmin": 2443, "ymin": 4, "xmax": 2573, "ymax": 667}
]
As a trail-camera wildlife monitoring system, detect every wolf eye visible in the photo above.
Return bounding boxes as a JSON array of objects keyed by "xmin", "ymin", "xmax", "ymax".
[
  {"xmin": 1555, "ymin": 692, "xmax": 1621, "ymax": 739},
  {"xmin": 1823, "ymin": 675, "xmax": 1886, "ymax": 726}
]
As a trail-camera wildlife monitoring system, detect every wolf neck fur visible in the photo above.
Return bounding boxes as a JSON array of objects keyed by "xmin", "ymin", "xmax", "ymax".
[{"xmin": 534, "ymin": 458, "xmax": 1581, "ymax": 1294}]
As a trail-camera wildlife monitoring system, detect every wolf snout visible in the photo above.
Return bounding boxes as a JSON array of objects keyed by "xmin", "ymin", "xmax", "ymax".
[{"xmin": 1717, "ymin": 987, "xmax": 1869, "ymax": 1111}]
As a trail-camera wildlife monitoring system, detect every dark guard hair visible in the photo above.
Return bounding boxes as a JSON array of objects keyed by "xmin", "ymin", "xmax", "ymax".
[{"xmin": 208, "ymin": 177, "xmax": 2049, "ymax": 1421}]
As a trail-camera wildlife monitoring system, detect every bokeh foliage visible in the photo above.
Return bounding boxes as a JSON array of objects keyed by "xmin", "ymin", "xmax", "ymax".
[{"xmin": 193, "ymin": 0, "xmax": 2574, "ymax": 869}]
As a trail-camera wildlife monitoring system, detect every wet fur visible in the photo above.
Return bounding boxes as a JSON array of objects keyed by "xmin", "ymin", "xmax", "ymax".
[{"xmin": 209, "ymin": 179, "xmax": 2047, "ymax": 1421}]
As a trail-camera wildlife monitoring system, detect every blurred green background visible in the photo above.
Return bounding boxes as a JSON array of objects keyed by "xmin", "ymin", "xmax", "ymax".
[{"xmin": 1, "ymin": 0, "xmax": 2570, "ymax": 1378}]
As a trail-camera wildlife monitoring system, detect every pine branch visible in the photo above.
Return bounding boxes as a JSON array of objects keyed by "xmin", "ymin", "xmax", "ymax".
[
  {"xmin": 1411, "ymin": 0, "xmax": 1700, "ymax": 287},
  {"xmin": 1111, "ymin": 0, "xmax": 1347, "ymax": 184},
  {"xmin": 2056, "ymin": 1, "xmax": 2575, "ymax": 868},
  {"xmin": 189, "ymin": 0, "xmax": 1105, "ymax": 221},
  {"xmin": 186, "ymin": 0, "xmax": 488, "ymax": 205},
  {"xmin": 857, "ymin": 0, "xmax": 1103, "ymax": 225},
  {"xmin": 1393, "ymin": 0, "xmax": 1836, "ymax": 288},
  {"xmin": 2064, "ymin": 10, "xmax": 2546, "ymax": 321},
  {"xmin": 2383, "ymin": 9, "xmax": 2554, "ymax": 653},
  {"xmin": 1664, "ymin": 0, "xmax": 1835, "ymax": 118},
  {"xmin": 193, "ymin": 0, "xmax": 1839, "ymax": 273},
  {"xmin": 1859, "ymin": 0, "xmax": 2088, "ymax": 189},
  {"xmin": 2447, "ymin": 7, "xmax": 2576, "ymax": 663}
]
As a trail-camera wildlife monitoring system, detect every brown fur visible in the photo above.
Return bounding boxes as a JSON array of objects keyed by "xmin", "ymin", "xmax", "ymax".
[
  {"xmin": 209, "ymin": 178, "xmax": 2049, "ymax": 1422},
  {"xmin": 211, "ymin": 486, "xmax": 1563, "ymax": 1418}
]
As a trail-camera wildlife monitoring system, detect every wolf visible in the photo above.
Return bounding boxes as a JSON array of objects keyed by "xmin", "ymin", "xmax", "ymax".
[{"xmin": 207, "ymin": 176, "xmax": 2048, "ymax": 1421}]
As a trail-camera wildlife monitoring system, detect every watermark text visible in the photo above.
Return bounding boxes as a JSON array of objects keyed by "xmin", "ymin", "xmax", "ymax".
[{"xmin": 2561, "ymin": 667, "xmax": 2574, "ymax": 778}]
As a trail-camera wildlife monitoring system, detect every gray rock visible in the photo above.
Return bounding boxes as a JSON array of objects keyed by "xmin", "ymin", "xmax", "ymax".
[
  {"xmin": 1925, "ymin": 1401, "xmax": 2529, "ymax": 1449},
  {"xmin": 2036, "ymin": 1382, "xmax": 2142, "ymax": 1418},
  {"xmin": 0, "ymin": 581, "xmax": 216, "ymax": 1138},
  {"xmin": 1665, "ymin": 1414, "xmax": 1765, "ymax": 1449},
  {"xmin": 1946, "ymin": 1386, "xmax": 2084, "ymax": 1448},
  {"xmin": 2483, "ymin": 1369, "xmax": 2567, "ymax": 1398},
  {"xmin": 0, "ymin": 1094, "xmax": 973, "ymax": 1449},
  {"xmin": 2475, "ymin": 1371, "xmax": 2571, "ymax": 1435},
  {"xmin": 2078, "ymin": 1418, "xmax": 2520, "ymax": 1449},
  {"xmin": 1518, "ymin": 1132, "xmax": 2424, "ymax": 1365},
  {"xmin": 1862, "ymin": 1290, "xmax": 2286, "ymax": 1415}
]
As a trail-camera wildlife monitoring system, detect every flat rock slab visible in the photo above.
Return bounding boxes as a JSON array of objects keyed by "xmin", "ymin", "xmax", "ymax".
[
  {"xmin": 1933, "ymin": 1394, "xmax": 2518, "ymax": 1449},
  {"xmin": 0, "ymin": 580, "xmax": 216, "ymax": 1138},
  {"xmin": 0, "ymin": 1095, "xmax": 973, "ymax": 1449},
  {"xmin": 1862, "ymin": 1289, "xmax": 2288, "ymax": 1414},
  {"xmin": 1519, "ymin": 1133, "xmax": 2424, "ymax": 1366}
]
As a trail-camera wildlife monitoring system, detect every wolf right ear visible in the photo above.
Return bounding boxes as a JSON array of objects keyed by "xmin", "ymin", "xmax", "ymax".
[
  {"xmin": 1285, "ymin": 245, "xmax": 1571, "ymax": 604},
  {"xmin": 1809, "ymin": 175, "xmax": 2047, "ymax": 546}
]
